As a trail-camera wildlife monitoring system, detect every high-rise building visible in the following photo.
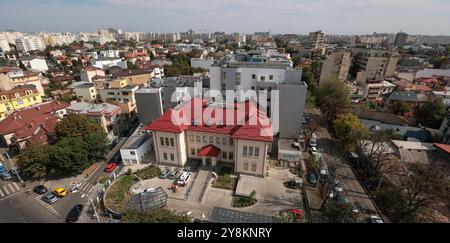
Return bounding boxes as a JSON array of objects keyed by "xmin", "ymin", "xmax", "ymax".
[
  {"xmin": 394, "ymin": 31, "xmax": 408, "ymax": 48},
  {"xmin": 320, "ymin": 50, "xmax": 352, "ymax": 83},
  {"xmin": 309, "ymin": 30, "xmax": 325, "ymax": 50},
  {"xmin": 15, "ymin": 36, "xmax": 46, "ymax": 52}
]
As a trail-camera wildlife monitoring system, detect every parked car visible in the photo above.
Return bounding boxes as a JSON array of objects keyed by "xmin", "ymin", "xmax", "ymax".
[
  {"xmin": 301, "ymin": 117, "xmax": 307, "ymax": 124},
  {"xmin": 42, "ymin": 193, "xmax": 58, "ymax": 204},
  {"xmin": 307, "ymin": 171, "xmax": 317, "ymax": 185},
  {"xmin": 104, "ymin": 162, "xmax": 118, "ymax": 173},
  {"xmin": 52, "ymin": 188, "xmax": 68, "ymax": 197},
  {"xmin": 65, "ymin": 204, "xmax": 84, "ymax": 223},
  {"xmin": 334, "ymin": 180, "xmax": 343, "ymax": 192},
  {"xmin": 0, "ymin": 171, "xmax": 12, "ymax": 180},
  {"xmin": 310, "ymin": 146, "xmax": 318, "ymax": 153},
  {"xmin": 168, "ymin": 169, "xmax": 180, "ymax": 180},
  {"xmin": 368, "ymin": 215, "xmax": 384, "ymax": 223},
  {"xmin": 334, "ymin": 191, "xmax": 349, "ymax": 204},
  {"xmin": 33, "ymin": 185, "xmax": 48, "ymax": 195},
  {"xmin": 159, "ymin": 168, "xmax": 171, "ymax": 179},
  {"xmin": 177, "ymin": 172, "xmax": 191, "ymax": 186}
]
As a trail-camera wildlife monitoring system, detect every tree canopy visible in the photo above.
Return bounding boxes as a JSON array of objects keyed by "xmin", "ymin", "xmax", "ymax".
[
  {"xmin": 333, "ymin": 113, "xmax": 368, "ymax": 151},
  {"xmin": 416, "ymin": 98, "xmax": 447, "ymax": 129},
  {"xmin": 18, "ymin": 113, "xmax": 108, "ymax": 179},
  {"xmin": 316, "ymin": 77, "xmax": 350, "ymax": 120},
  {"xmin": 322, "ymin": 201, "xmax": 358, "ymax": 223}
]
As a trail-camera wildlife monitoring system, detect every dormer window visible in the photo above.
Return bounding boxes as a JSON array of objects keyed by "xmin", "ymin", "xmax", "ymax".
[
  {"xmin": 1, "ymin": 95, "xmax": 6, "ymax": 101},
  {"xmin": 14, "ymin": 93, "xmax": 20, "ymax": 98}
]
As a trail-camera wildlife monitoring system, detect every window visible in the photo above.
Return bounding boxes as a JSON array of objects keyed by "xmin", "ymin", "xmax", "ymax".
[
  {"xmin": 191, "ymin": 148, "xmax": 196, "ymax": 156},
  {"xmin": 222, "ymin": 71, "xmax": 227, "ymax": 80},
  {"xmin": 197, "ymin": 148, "xmax": 201, "ymax": 154},
  {"xmin": 209, "ymin": 136, "xmax": 213, "ymax": 143},
  {"xmin": 252, "ymin": 74, "xmax": 256, "ymax": 79},
  {"xmin": 170, "ymin": 154, "xmax": 174, "ymax": 161},
  {"xmin": 243, "ymin": 162, "xmax": 249, "ymax": 170},
  {"xmin": 130, "ymin": 151, "xmax": 135, "ymax": 155},
  {"xmin": 216, "ymin": 137, "xmax": 220, "ymax": 145},
  {"xmin": 222, "ymin": 152, "xmax": 227, "ymax": 159},
  {"xmin": 196, "ymin": 135, "xmax": 201, "ymax": 142},
  {"xmin": 160, "ymin": 137, "xmax": 164, "ymax": 146},
  {"xmin": 203, "ymin": 136, "xmax": 207, "ymax": 143},
  {"xmin": 269, "ymin": 75, "xmax": 273, "ymax": 80},
  {"xmin": 14, "ymin": 93, "xmax": 20, "ymax": 98},
  {"xmin": 243, "ymin": 146, "xmax": 248, "ymax": 156},
  {"xmin": 16, "ymin": 100, "xmax": 24, "ymax": 105},
  {"xmin": 165, "ymin": 138, "xmax": 169, "ymax": 147},
  {"xmin": 229, "ymin": 152, "xmax": 234, "ymax": 160},
  {"xmin": 254, "ymin": 147, "xmax": 260, "ymax": 157},
  {"xmin": 170, "ymin": 138, "xmax": 174, "ymax": 147},
  {"xmin": 235, "ymin": 72, "xmax": 241, "ymax": 85},
  {"xmin": 229, "ymin": 139, "xmax": 234, "ymax": 145},
  {"xmin": 223, "ymin": 137, "xmax": 228, "ymax": 145},
  {"xmin": 190, "ymin": 135, "xmax": 194, "ymax": 142},
  {"xmin": 251, "ymin": 163, "xmax": 257, "ymax": 171},
  {"xmin": 163, "ymin": 153, "xmax": 168, "ymax": 160},
  {"xmin": 249, "ymin": 146, "xmax": 254, "ymax": 157},
  {"xmin": 260, "ymin": 76, "xmax": 265, "ymax": 81}
]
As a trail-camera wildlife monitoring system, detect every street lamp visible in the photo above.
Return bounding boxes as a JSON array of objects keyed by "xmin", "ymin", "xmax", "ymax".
[{"xmin": 73, "ymin": 190, "xmax": 100, "ymax": 223}]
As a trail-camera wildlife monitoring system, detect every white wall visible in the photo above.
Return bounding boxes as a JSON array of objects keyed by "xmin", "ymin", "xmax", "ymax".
[
  {"xmin": 153, "ymin": 131, "xmax": 184, "ymax": 166},
  {"xmin": 235, "ymin": 139, "xmax": 267, "ymax": 177}
]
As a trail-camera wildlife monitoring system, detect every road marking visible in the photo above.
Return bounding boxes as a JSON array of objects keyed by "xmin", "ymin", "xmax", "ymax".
[
  {"xmin": 8, "ymin": 183, "xmax": 15, "ymax": 192},
  {"xmin": 80, "ymin": 182, "xmax": 89, "ymax": 191},
  {"xmin": 13, "ymin": 183, "xmax": 20, "ymax": 191},
  {"xmin": 32, "ymin": 194, "xmax": 62, "ymax": 218},
  {"xmin": 0, "ymin": 189, "xmax": 4, "ymax": 197},
  {"xmin": 34, "ymin": 194, "xmax": 43, "ymax": 200},
  {"xmin": 2, "ymin": 186, "xmax": 9, "ymax": 195}
]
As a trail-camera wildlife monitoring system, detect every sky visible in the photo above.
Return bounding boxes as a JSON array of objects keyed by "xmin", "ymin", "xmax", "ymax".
[{"xmin": 1, "ymin": 0, "xmax": 450, "ymax": 35}]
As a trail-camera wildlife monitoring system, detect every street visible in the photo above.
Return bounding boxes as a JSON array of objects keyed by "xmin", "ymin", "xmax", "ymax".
[
  {"xmin": 0, "ymin": 135, "xmax": 129, "ymax": 223},
  {"xmin": 304, "ymin": 108, "xmax": 382, "ymax": 223}
]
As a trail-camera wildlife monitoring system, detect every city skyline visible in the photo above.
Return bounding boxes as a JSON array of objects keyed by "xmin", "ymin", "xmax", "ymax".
[{"xmin": 1, "ymin": 0, "xmax": 450, "ymax": 35}]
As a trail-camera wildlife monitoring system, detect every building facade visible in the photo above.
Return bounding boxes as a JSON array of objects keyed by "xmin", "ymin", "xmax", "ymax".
[{"xmin": 0, "ymin": 85, "xmax": 42, "ymax": 120}]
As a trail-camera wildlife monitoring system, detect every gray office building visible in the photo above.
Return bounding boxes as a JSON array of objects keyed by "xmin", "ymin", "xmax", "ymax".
[{"xmin": 135, "ymin": 87, "xmax": 164, "ymax": 125}]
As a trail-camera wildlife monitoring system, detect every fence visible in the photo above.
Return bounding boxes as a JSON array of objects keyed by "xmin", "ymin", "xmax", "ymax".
[{"xmin": 94, "ymin": 164, "xmax": 125, "ymax": 218}]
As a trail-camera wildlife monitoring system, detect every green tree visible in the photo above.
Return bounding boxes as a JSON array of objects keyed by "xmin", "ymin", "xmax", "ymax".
[
  {"xmin": 390, "ymin": 101, "xmax": 412, "ymax": 115},
  {"xmin": 316, "ymin": 77, "xmax": 350, "ymax": 120},
  {"xmin": 322, "ymin": 201, "xmax": 358, "ymax": 223},
  {"xmin": 18, "ymin": 60, "xmax": 27, "ymax": 70},
  {"xmin": 47, "ymin": 137, "xmax": 90, "ymax": 177},
  {"xmin": 55, "ymin": 113, "xmax": 104, "ymax": 139},
  {"xmin": 17, "ymin": 144, "xmax": 50, "ymax": 180},
  {"xmin": 122, "ymin": 208, "xmax": 192, "ymax": 223},
  {"xmin": 416, "ymin": 98, "xmax": 447, "ymax": 128},
  {"xmin": 333, "ymin": 113, "xmax": 368, "ymax": 151}
]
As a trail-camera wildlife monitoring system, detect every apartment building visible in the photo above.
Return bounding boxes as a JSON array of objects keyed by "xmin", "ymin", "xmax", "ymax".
[
  {"xmin": 309, "ymin": 30, "xmax": 325, "ymax": 51},
  {"xmin": 19, "ymin": 56, "xmax": 49, "ymax": 73},
  {"xmin": 439, "ymin": 108, "xmax": 450, "ymax": 144},
  {"xmin": 73, "ymin": 82, "xmax": 99, "ymax": 102},
  {"xmin": 91, "ymin": 57, "xmax": 127, "ymax": 70},
  {"xmin": 80, "ymin": 66, "xmax": 106, "ymax": 82},
  {"xmin": 15, "ymin": 36, "xmax": 46, "ymax": 52},
  {"xmin": 394, "ymin": 32, "xmax": 408, "ymax": 48},
  {"xmin": 210, "ymin": 60, "xmax": 307, "ymax": 139},
  {"xmin": 0, "ymin": 69, "xmax": 46, "ymax": 96},
  {"xmin": 319, "ymin": 50, "xmax": 352, "ymax": 83},
  {"xmin": 111, "ymin": 69, "xmax": 154, "ymax": 86},
  {"xmin": 66, "ymin": 101, "xmax": 121, "ymax": 139},
  {"xmin": 135, "ymin": 87, "xmax": 164, "ymax": 125},
  {"xmin": 146, "ymin": 98, "xmax": 273, "ymax": 177},
  {"xmin": 352, "ymin": 48, "xmax": 399, "ymax": 82},
  {"xmin": 0, "ymin": 85, "xmax": 42, "ymax": 120},
  {"xmin": 99, "ymin": 78, "xmax": 139, "ymax": 113}
]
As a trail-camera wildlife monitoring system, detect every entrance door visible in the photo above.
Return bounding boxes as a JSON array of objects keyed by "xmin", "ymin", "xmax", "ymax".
[{"xmin": 205, "ymin": 157, "xmax": 212, "ymax": 166}]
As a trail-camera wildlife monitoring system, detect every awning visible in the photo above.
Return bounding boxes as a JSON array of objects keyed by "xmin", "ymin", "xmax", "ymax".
[{"xmin": 197, "ymin": 144, "xmax": 221, "ymax": 157}]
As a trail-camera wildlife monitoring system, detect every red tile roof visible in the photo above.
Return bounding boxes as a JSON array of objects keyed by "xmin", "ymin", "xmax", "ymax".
[
  {"xmin": 0, "ymin": 101, "xmax": 69, "ymax": 146},
  {"xmin": 197, "ymin": 144, "xmax": 221, "ymax": 157},
  {"xmin": 415, "ymin": 77, "xmax": 440, "ymax": 84},
  {"xmin": 412, "ymin": 85, "xmax": 432, "ymax": 92},
  {"xmin": 146, "ymin": 98, "xmax": 273, "ymax": 142},
  {"xmin": 0, "ymin": 85, "xmax": 38, "ymax": 99},
  {"xmin": 433, "ymin": 143, "xmax": 450, "ymax": 155}
]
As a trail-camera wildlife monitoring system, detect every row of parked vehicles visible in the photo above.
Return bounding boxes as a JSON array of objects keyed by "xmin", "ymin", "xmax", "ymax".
[{"xmin": 159, "ymin": 167, "xmax": 192, "ymax": 187}]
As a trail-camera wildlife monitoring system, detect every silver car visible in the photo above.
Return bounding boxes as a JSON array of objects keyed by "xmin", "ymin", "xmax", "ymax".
[{"xmin": 42, "ymin": 193, "xmax": 58, "ymax": 204}]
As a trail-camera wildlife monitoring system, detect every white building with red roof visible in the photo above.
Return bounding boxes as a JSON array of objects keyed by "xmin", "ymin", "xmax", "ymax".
[{"xmin": 146, "ymin": 97, "xmax": 273, "ymax": 177}]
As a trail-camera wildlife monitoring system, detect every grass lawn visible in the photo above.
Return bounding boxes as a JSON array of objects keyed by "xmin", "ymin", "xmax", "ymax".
[
  {"xmin": 135, "ymin": 165, "xmax": 161, "ymax": 180},
  {"xmin": 212, "ymin": 173, "xmax": 237, "ymax": 190},
  {"xmin": 232, "ymin": 196, "xmax": 257, "ymax": 208},
  {"xmin": 104, "ymin": 175, "xmax": 138, "ymax": 213}
]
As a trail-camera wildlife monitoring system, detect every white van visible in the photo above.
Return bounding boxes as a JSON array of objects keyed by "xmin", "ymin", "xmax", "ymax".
[{"xmin": 177, "ymin": 172, "xmax": 191, "ymax": 186}]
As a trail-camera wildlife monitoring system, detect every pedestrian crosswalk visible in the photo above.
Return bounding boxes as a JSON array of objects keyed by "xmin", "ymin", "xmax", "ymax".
[
  {"xmin": 33, "ymin": 194, "xmax": 61, "ymax": 217},
  {"xmin": 77, "ymin": 181, "xmax": 95, "ymax": 195},
  {"xmin": 0, "ymin": 182, "xmax": 21, "ymax": 199}
]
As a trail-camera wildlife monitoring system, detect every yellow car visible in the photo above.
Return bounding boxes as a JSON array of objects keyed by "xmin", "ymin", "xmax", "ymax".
[{"xmin": 52, "ymin": 188, "xmax": 68, "ymax": 197}]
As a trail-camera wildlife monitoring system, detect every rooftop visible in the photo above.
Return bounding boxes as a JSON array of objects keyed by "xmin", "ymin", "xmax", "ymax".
[
  {"xmin": 67, "ymin": 102, "xmax": 120, "ymax": 115},
  {"xmin": 145, "ymin": 97, "xmax": 273, "ymax": 142}
]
